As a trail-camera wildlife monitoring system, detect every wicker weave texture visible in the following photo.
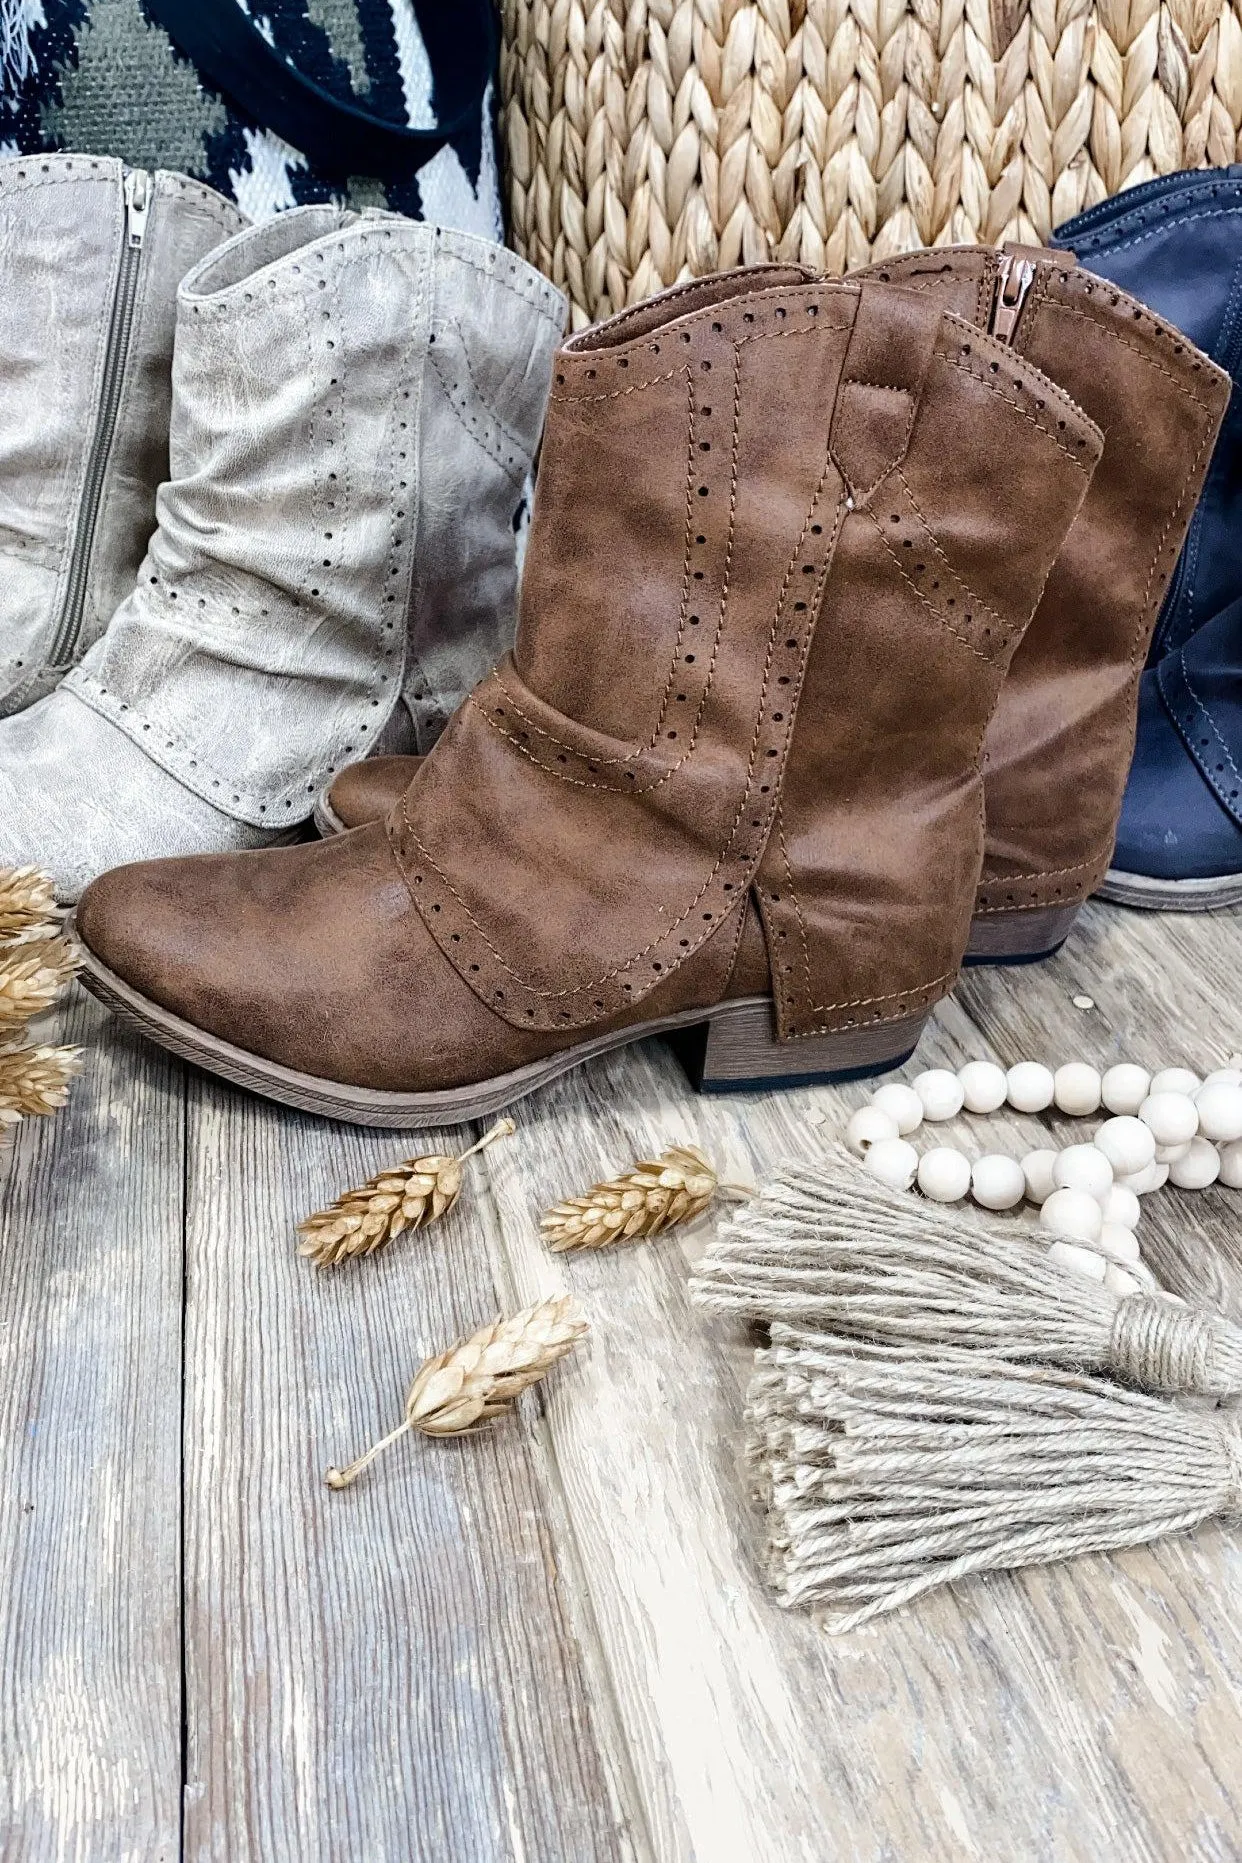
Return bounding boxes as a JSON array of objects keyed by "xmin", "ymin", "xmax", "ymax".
[{"xmin": 500, "ymin": 0, "xmax": 1242, "ymax": 326}]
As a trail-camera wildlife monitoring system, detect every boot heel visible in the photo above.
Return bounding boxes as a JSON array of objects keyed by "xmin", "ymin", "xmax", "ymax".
[
  {"xmin": 669, "ymin": 998, "xmax": 931, "ymax": 1094},
  {"xmin": 964, "ymin": 903, "xmax": 1080, "ymax": 965}
]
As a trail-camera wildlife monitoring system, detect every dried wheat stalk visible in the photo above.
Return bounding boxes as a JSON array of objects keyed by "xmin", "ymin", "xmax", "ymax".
[
  {"xmin": 0, "ymin": 866, "xmax": 59, "ymax": 944},
  {"xmin": 0, "ymin": 1043, "xmax": 84, "ymax": 1127},
  {"xmin": 541, "ymin": 1144, "xmax": 726, "ymax": 1251},
  {"xmin": 298, "ymin": 1116, "xmax": 515, "ymax": 1269},
  {"xmin": 325, "ymin": 1295, "xmax": 589, "ymax": 1487},
  {"xmin": 0, "ymin": 938, "xmax": 80, "ymax": 1034}
]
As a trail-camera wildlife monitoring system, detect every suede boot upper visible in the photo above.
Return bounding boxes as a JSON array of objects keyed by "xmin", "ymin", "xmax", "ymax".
[
  {"xmin": 77, "ymin": 270, "xmax": 1103, "ymax": 1111},
  {"xmin": 860, "ymin": 246, "xmax": 1230, "ymax": 925}
]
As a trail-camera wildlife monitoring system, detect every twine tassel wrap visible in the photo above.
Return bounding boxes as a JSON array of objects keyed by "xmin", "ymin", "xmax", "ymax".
[
  {"xmin": 691, "ymin": 1150, "xmax": 1242, "ymax": 1398},
  {"xmin": 750, "ymin": 1333, "xmax": 1242, "ymax": 1633}
]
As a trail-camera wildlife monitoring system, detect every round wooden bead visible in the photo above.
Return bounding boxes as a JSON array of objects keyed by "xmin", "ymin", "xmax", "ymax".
[
  {"xmin": 1052, "ymin": 1144, "xmax": 1114, "ymax": 1201},
  {"xmin": 1053, "ymin": 1063, "xmax": 1102, "ymax": 1116},
  {"xmin": 1103, "ymin": 1263, "xmax": 1144, "ymax": 1297},
  {"xmin": 1006, "ymin": 1062, "xmax": 1055, "ymax": 1113},
  {"xmin": 1047, "ymin": 1240, "xmax": 1107, "ymax": 1283},
  {"xmin": 1219, "ymin": 1140, "xmax": 1242, "ymax": 1190},
  {"xmin": 1039, "ymin": 1187, "xmax": 1104, "ymax": 1244},
  {"xmin": 1093, "ymin": 1116, "xmax": 1156, "ymax": 1176},
  {"xmin": 957, "ymin": 1061, "xmax": 1008, "ymax": 1114},
  {"xmin": 1101, "ymin": 1183, "xmax": 1141, "ymax": 1230},
  {"xmin": 1021, "ymin": 1149, "xmax": 1059, "ymax": 1205},
  {"xmin": 911, "ymin": 1068, "xmax": 965, "ymax": 1122},
  {"xmin": 1168, "ymin": 1136, "xmax": 1222, "ymax": 1190},
  {"xmin": 1203, "ymin": 1067, "xmax": 1242, "ymax": 1090},
  {"xmin": 971, "ymin": 1154, "xmax": 1026, "ymax": 1211},
  {"xmin": 1149, "ymin": 1067, "xmax": 1201, "ymax": 1098},
  {"xmin": 1095, "ymin": 1222, "xmax": 1140, "ymax": 1265},
  {"xmin": 1138, "ymin": 1092, "xmax": 1199, "ymax": 1147},
  {"xmin": 845, "ymin": 1105, "xmax": 900, "ymax": 1154},
  {"xmin": 1100, "ymin": 1064, "xmax": 1151, "ymax": 1116},
  {"xmin": 870, "ymin": 1083, "xmax": 924, "ymax": 1135},
  {"xmin": 1116, "ymin": 1160, "xmax": 1170, "ymax": 1196},
  {"xmin": 917, "ymin": 1146, "xmax": 973, "ymax": 1202},
  {"xmin": 1192, "ymin": 1082, "xmax": 1242, "ymax": 1144},
  {"xmin": 863, "ymin": 1137, "xmax": 919, "ymax": 1191}
]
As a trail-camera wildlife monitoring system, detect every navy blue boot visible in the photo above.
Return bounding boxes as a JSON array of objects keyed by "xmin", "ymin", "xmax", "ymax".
[{"xmin": 1058, "ymin": 170, "xmax": 1242, "ymax": 909}]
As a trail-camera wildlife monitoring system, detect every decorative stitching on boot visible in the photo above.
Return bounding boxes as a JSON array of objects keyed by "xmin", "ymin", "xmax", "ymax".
[
  {"xmin": 1136, "ymin": 418, "xmax": 1219, "ymax": 656},
  {"xmin": 65, "ymin": 240, "xmax": 430, "ymax": 824},
  {"xmin": 431, "ymin": 230, "xmax": 567, "ymax": 322},
  {"xmin": 557, "ymin": 368, "xmax": 678, "ymax": 403},
  {"xmin": 867, "ymin": 480, "xmax": 1016, "ymax": 667},
  {"xmin": 397, "ymin": 467, "xmax": 848, "ymax": 1020},
  {"xmin": 807, "ymin": 971, "xmax": 956, "ymax": 1016},
  {"xmin": 479, "ymin": 332, "xmax": 848, "ymax": 793},
  {"xmin": 829, "ymin": 381, "xmax": 917, "ymax": 504},
  {"xmin": 943, "ymin": 352, "xmax": 1096, "ymax": 470},
  {"xmin": 1034, "ymin": 293, "xmax": 1224, "ymax": 401},
  {"xmin": 1074, "ymin": 204, "xmax": 1242, "ymax": 261},
  {"xmin": 427, "ymin": 303, "xmax": 544, "ymax": 486},
  {"xmin": 1174, "ymin": 654, "xmax": 1242, "ymax": 794},
  {"xmin": 478, "ymin": 354, "xmax": 741, "ymax": 786}
]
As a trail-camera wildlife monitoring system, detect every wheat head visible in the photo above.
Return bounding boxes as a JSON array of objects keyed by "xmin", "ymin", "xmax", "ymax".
[
  {"xmin": 0, "ymin": 1043, "xmax": 84, "ymax": 1122},
  {"xmin": 325, "ymin": 1295, "xmax": 588, "ymax": 1486},
  {"xmin": 0, "ymin": 866, "xmax": 59, "ymax": 944},
  {"xmin": 298, "ymin": 1116, "xmax": 515, "ymax": 1269},
  {"xmin": 0, "ymin": 938, "xmax": 80, "ymax": 1034},
  {"xmin": 541, "ymin": 1144, "xmax": 720, "ymax": 1251}
]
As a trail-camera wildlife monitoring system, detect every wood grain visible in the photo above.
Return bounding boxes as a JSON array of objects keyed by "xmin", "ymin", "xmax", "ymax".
[
  {"xmin": 3, "ymin": 903, "xmax": 1241, "ymax": 1859},
  {"xmin": 474, "ymin": 898, "xmax": 1242, "ymax": 1863},
  {"xmin": 178, "ymin": 1075, "xmax": 629, "ymax": 1863},
  {"xmin": 0, "ymin": 990, "xmax": 185, "ymax": 1861}
]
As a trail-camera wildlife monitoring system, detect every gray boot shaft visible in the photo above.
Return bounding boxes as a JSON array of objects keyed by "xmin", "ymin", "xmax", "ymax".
[
  {"xmin": 66, "ymin": 207, "xmax": 565, "ymax": 824},
  {"xmin": 399, "ymin": 229, "xmax": 565, "ymax": 749},
  {"xmin": 0, "ymin": 155, "xmax": 244, "ymax": 714}
]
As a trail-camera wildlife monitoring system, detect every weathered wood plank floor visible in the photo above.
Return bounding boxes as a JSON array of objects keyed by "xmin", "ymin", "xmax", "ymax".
[{"xmin": 2, "ymin": 898, "xmax": 1240, "ymax": 1861}]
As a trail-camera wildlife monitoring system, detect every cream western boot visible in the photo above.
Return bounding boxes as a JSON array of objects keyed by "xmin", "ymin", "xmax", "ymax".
[
  {"xmin": 0, "ymin": 154, "xmax": 244, "ymax": 715},
  {"xmin": 0, "ymin": 206, "xmax": 564, "ymax": 901}
]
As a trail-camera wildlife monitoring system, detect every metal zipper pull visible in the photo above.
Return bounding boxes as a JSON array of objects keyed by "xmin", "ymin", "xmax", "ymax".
[
  {"xmin": 124, "ymin": 167, "xmax": 150, "ymax": 247},
  {"xmin": 988, "ymin": 254, "xmax": 1035, "ymax": 344}
]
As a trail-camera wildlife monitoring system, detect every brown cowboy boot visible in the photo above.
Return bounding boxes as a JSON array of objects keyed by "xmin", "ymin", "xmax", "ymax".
[
  {"xmin": 73, "ymin": 272, "xmax": 1101, "ymax": 1125},
  {"xmin": 859, "ymin": 244, "xmax": 1229, "ymax": 960},
  {"xmin": 319, "ymin": 249, "xmax": 1230, "ymax": 973}
]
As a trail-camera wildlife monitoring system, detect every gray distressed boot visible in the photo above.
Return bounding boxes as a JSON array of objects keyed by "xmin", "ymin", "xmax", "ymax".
[
  {"xmin": 0, "ymin": 206, "xmax": 565, "ymax": 901},
  {"xmin": 0, "ymin": 154, "xmax": 244, "ymax": 715}
]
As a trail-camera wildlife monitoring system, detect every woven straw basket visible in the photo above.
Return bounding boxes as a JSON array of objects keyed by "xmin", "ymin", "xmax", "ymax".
[{"xmin": 499, "ymin": 0, "xmax": 1242, "ymax": 327}]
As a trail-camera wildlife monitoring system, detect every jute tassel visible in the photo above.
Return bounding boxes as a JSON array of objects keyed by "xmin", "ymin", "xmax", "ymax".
[
  {"xmin": 749, "ymin": 1330, "xmax": 1242, "ymax": 1633},
  {"xmin": 692, "ymin": 1150, "xmax": 1242, "ymax": 1400}
]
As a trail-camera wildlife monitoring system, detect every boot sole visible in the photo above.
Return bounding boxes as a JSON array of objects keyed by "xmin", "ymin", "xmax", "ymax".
[
  {"xmin": 962, "ymin": 902, "xmax": 1081, "ymax": 965},
  {"xmin": 1094, "ymin": 867, "xmax": 1242, "ymax": 913},
  {"xmin": 74, "ymin": 938, "xmax": 931, "ymax": 1128}
]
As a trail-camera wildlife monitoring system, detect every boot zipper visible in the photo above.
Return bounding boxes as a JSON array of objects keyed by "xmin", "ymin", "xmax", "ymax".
[
  {"xmin": 988, "ymin": 254, "xmax": 1035, "ymax": 344},
  {"xmin": 50, "ymin": 167, "xmax": 150, "ymax": 671}
]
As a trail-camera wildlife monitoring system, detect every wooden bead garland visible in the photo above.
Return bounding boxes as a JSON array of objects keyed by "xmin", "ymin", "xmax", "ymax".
[{"xmin": 847, "ymin": 1055, "xmax": 1242, "ymax": 1295}]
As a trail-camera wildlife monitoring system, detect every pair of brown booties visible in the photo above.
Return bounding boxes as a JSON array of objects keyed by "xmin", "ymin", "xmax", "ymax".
[{"xmin": 76, "ymin": 247, "xmax": 1230, "ymax": 1126}]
